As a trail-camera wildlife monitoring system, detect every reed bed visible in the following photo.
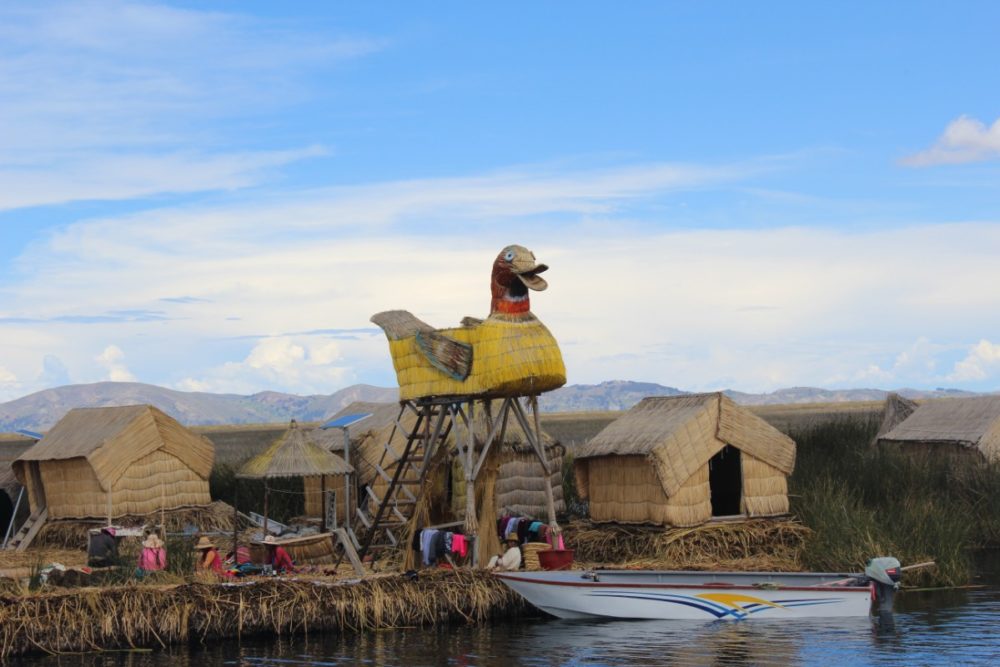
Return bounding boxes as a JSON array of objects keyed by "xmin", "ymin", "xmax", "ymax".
[
  {"xmin": 0, "ymin": 569, "xmax": 528, "ymax": 659},
  {"xmin": 788, "ymin": 415, "xmax": 1000, "ymax": 587},
  {"xmin": 563, "ymin": 519, "xmax": 809, "ymax": 571}
]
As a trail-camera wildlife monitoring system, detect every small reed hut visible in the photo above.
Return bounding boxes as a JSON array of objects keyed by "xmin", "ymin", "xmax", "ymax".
[
  {"xmin": 12, "ymin": 405, "xmax": 214, "ymax": 520},
  {"xmin": 237, "ymin": 419, "xmax": 353, "ymax": 530},
  {"xmin": 877, "ymin": 396, "xmax": 1000, "ymax": 462},
  {"xmin": 574, "ymin": 393, "xmax": 796, "ymax": 527}
]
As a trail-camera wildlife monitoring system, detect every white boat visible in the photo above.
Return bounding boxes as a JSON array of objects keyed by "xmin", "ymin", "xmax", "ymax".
[{"xmin": 494, "ymin": 569, "xmax": 878, "ymax": 621}]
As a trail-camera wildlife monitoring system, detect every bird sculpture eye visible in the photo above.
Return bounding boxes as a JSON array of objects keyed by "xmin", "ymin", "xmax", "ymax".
[{"xmin": 504, "ymin": 250, "xmax": 515, "ymax": 261}]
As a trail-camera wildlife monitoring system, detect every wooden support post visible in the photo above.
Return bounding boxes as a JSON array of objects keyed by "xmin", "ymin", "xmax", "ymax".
[
  {"xmin": 232, "ymin": 483, "xmax": 239, "ymax": 557},
  {"xmin": 320, "ymin": 474, "xmax": 327, "ymax": 533},
  {"xmin": 263, "ymin": 480, "xmax": 269, "ymax": 535}
]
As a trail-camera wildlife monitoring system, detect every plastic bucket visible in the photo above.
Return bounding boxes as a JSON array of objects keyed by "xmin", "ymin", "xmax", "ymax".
[{"xmin": 537, "ymin": 549, "xmax": 575, "ymax": 571}]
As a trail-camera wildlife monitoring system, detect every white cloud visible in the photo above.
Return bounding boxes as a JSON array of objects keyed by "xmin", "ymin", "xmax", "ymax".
[
  {"xmin": 950, "ymin": 340, "xmax": 1000, "ymax": 381},
  {"xmin": 96, "ymin": 345, "xmax": 136, "ymax": 382},
  {"xmin": 178, "ymin": 336, "xmax": 357, "ymax": 395},
  {"xmin": 0, "ymin": 366, "xmax": 17, "ymax": 384},
  {"xmin": 1, "ymin": 159, "xmax": 1000, "ymax": 398},
  {"xmin": 901, "ymin": 115, "xmax": 1000, "ymax": 167}
]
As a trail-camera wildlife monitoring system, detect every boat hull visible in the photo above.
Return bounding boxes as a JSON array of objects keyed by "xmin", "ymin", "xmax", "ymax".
[{"xmin": 495, "ymin": 569, "xmax": 872, "ymax": 621}]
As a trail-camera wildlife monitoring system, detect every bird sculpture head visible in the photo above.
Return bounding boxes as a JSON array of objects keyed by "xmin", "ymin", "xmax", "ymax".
[{"xmin": 491, "ymin": 245, "xmax": 549, "ymax": 316}]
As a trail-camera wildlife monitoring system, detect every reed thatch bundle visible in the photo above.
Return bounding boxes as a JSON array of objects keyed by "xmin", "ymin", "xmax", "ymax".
[
  {"xmin": 521, "ymin": 542, "xmax": 551, "ymax": 571},
  {"xmin": 0, "ymin": 570, "xmax": 528, "ymax": 659},
  {"xmin": 562, "ymin": 519, "xmax": 809, "ymax": 571}
]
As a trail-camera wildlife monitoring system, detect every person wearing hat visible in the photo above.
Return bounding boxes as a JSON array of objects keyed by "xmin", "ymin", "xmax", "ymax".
[
  {"xmin": 194, "ymin": 536, "xmax": 224, "ymax": 575},
  {"xmin": 487, "ymin": 533, "xmax": 522, "ymax": 571},
  {"xmin": 87, "ymin": 526, "xmax": 119, "ymax": 568},
  {"xmin": 261, "ymin": 535, "xmax": 296, "ymax": 574},
  {"xmin": 136, "ymin": 531, "xmax": 167, "ymax": 575}
]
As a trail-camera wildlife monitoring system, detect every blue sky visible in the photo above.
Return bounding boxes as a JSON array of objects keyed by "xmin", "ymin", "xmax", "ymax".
[{"xmin": 2, "ymin": 1, "xmax": 1000, "ymax": 401}]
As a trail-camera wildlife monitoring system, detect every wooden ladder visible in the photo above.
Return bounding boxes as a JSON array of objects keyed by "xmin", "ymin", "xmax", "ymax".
[
  {"xmin": 352, "ymin": 401, "xmax": 453, "ymax": 564},
  {"xmin": 7, "ymin": 507, "xmax": 48, "ymax": 551}
]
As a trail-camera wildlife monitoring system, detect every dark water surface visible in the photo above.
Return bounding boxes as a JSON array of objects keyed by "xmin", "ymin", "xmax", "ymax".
[{"xmin": 12, "ymin": 566, "xmax": 1000, "ymax": 666}]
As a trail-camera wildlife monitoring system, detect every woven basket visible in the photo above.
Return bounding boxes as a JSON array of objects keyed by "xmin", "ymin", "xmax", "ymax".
[{"xmin": 522, "ymin": 542, "xmax": 552, "ymax": 571}]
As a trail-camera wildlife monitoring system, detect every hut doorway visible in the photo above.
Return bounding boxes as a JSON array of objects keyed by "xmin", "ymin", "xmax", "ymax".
[
  {"xmin": 0, "ymin": 491, "xmax": 13, "ymax": 539},
  {"xmin": 709, "ymin": 445, "xmax": 742, "ymax": 517}
]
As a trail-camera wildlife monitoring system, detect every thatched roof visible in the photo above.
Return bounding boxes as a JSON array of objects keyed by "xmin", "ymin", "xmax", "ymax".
[
  {"xmin": 237, "ymin": 420, "xmax": 353, "ymax": 479},
  {"xmin": 879, "ymin": 396, "xmax": 1000, "ymax": 459},
  {"xmin": 875, "ymin": 392, "xmax": 918, "ymax": 440},
  {"xmin": 576, "ymin": 393, "xmax": 795, "ymax": 497},
  {"xmin": 13, "ymin": 405, "xmax": 214, "ymax": 491}
]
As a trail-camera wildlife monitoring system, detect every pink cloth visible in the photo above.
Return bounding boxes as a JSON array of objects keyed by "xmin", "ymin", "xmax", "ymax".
[
  {"xmin": 138, "ymin": 546, "xmax": 166, "ymax": 571},
  {"xmin": 451, "ymin": 534, "xmax": 468, "ymax": 558},
  {"xmin": 545, "ymin": 531, "xmax": 564, "ymax": 550}
]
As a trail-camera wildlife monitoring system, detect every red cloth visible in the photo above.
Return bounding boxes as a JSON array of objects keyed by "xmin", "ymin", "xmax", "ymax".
[
  {"xmin": 200, "ymin": 548, "xmax": 225, "ymax": 574},
  {"xmin": 270, "ymin": 546, "xmax": 296, "ymax": 573},
  {"xmin": 452, "ymin": 533, "xmax": 468, "ymax": 558}
]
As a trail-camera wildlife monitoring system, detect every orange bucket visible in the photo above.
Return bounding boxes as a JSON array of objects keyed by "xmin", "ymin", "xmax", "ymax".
[{"xmin": 537, "ymin": 549, "xmax": 575, "ymax": 571}]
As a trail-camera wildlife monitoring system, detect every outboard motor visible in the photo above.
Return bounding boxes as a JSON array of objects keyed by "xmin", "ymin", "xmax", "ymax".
[{"xmin": 865, "ymin": 556, "xmax": 902, "ymax": 615}]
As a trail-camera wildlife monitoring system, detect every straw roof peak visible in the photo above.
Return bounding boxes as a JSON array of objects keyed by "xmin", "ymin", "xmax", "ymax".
[{"xmin": 237, "ymin": 419, "xmax": 354, "ymax": 479}]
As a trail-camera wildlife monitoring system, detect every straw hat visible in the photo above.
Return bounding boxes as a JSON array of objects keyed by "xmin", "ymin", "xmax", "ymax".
[
  {"xmin": 263, "ymin": 535, "xmax": 279, "ymax": 546},
  {"xmin": 193, "ymin": 536, "xmax": 216, "ymax": 550},
  {"xmin": 505, "ymin": 533, "xmax": 519, "ymax": 544},
  {"xmin": 143, "ymin": 534, "xmax": 164, "ymax": 549}
]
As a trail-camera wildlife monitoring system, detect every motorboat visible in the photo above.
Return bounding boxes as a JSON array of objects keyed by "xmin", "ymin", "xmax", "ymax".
[{"xmin": 495, "ymin": 561, "xmax": 902, "ymax": 621}]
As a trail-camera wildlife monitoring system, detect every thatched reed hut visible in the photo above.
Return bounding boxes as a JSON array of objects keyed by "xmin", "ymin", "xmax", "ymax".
[
  {"xmin": 877, "ymin": 396, "xmax": 1000, "ymax": 461},
  {"xmin": 237, "ymin": 419, "xmax": 353, "ymax": 526},
  {"xmin": 12, "ymin": 405, "xmax": 214, "ymax": 520},
  {"xmin": 574, "ymin": 393, "xmax": 796, "ymax": 527}
]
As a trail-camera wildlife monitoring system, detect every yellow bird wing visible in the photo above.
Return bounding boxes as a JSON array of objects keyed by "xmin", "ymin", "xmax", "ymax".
[{"xmin": 371, "ymin": 309, "xmax": 473, "ymax": 381}]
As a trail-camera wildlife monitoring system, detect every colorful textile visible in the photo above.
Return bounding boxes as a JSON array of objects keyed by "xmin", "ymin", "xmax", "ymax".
[
  {"xmin": 452, "ymin": 533, "xmax": 468, "ymax": 558},
  {"xmin": 420, "ymin": 529, "xmax": 439, "ymax": 566},
  {"xmin": 137, "ymin": 546, "xmax": 166, "ymax": 571},
  {"xmin": 270, "ymin": 546, "xmax": 296, "ymax": 573}
]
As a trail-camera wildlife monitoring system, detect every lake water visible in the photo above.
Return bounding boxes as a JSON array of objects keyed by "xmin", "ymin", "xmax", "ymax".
[{"xmin": 11, "ymin": 569, "xmax": 1000, "ymax": 666}]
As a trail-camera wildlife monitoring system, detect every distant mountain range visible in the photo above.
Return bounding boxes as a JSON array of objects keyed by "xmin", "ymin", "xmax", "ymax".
[{"xmin": 0, "ymin": 380, "xmax": 990, "ymax": 433}]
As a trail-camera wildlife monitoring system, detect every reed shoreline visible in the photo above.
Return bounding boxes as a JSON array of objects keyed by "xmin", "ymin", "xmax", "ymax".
[{"xmin": 0, "ymin": 569, "xmax": 531, "ymax": 659}]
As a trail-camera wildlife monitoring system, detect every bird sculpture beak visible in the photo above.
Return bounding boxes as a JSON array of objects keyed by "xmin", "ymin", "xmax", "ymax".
[{"xmin": 511, "ymin": 255, "xmax": 549, "ymax": 291}]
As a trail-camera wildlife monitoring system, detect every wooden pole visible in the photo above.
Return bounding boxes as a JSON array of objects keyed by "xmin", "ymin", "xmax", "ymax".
[
  {"xmin": 530, "ymin": 395, "xmax": 560, "ymax": 536},
  {"xmin": 232, "ymin": 483, "xmax": 239, "ymax": 558},
  {"xmin": 263, "ymin": 480, "xmax": 269, "ymax": 535},
  {"xmin": 320, "ymin": 475, "xmax": 327, "ymax": 533}
]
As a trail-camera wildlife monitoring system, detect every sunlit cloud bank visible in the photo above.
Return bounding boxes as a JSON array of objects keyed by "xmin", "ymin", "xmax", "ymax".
[{"xmin": 1, "ymin": 159, "xmax": 998, "ymax": 401}]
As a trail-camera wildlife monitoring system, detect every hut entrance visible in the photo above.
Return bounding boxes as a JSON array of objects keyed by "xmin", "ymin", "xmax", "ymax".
[
  {"xmin": 709, "ymin": 445, "xmax": 742, "ymax": 517},
  {"xmin": 0, "ymin": 492, "xmax": 13, "ymax": 538}
]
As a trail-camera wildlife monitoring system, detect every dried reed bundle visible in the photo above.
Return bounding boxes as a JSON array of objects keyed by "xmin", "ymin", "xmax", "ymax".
[
  {"xmin": 563, "ymin": 518, "xmax": 810, "ymax": 571},
  {"xmin": 32, "ymin": 501, "xmax": 248, "ymax": 549},
  {"xmin": 521, "ymin": 542, "xmax": 551, "ymax": 571},
  {"xmin": 0, "ymin": 569, "xmax": 528, "ymax": 659}
]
